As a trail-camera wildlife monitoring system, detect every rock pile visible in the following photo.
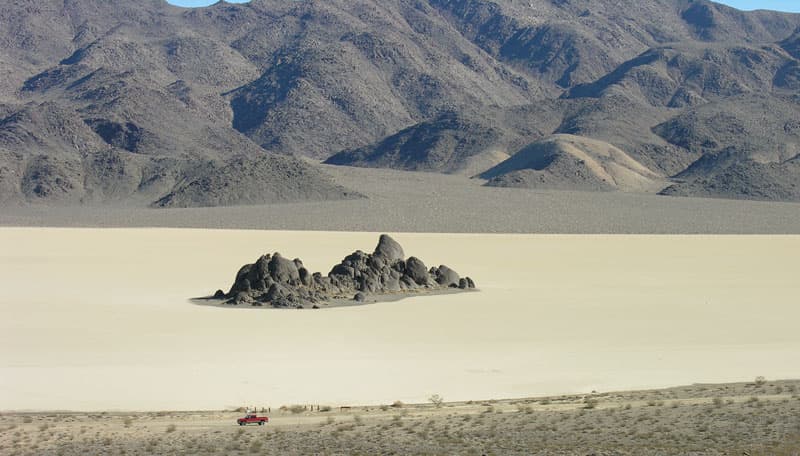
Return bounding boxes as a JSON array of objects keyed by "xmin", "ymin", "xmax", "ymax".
[{"xmin": 217, "ymin": 235, "xmax": 476, "ymax": 308}]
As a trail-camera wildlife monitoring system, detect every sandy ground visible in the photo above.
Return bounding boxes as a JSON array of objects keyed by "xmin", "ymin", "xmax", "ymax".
[
  {"xmin": 2, "ymin": 166, "xmax": 800, "ymax": 233},
  {"xmin": 2, "ymin": 380, "xmax": 799, "ymax": 455},
  {"xmin": 1, "ymin": 228, "xmax": 799, "ymax": 412}
]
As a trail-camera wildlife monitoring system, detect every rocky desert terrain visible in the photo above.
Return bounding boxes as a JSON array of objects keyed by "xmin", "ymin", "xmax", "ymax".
[
  {"xmin": 3, "ymin": 164, "xmax": 800, "ymax": 234},
  {"xmin": 3, "ymin": 2, "xmax": 800, "ymax": 455},
  {"xmin": 2, "ymin": 380, "xmax": 799, "ymax": 456},
  {"xmin": 2, "ymin": 0, "xmax": 800, "ymax": 207}
]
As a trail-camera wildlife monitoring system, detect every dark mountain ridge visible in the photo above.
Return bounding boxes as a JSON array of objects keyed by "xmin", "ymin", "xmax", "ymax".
[{"xmin": 1, "ymin": 0, "xmax": 799, "ymax": 205}]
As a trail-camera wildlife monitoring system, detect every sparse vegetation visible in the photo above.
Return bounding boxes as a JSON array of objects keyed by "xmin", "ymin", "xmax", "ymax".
[
  {"xmin": 2, "ymin": 380, "xmax": 798, "ymax": 455},
  {"xmin": 429, "ymin": 395, "xmax": 444, "ymax": 408}
]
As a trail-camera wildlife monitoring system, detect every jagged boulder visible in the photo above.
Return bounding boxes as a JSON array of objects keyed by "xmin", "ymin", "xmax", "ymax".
[
  {"xmin": 432, "ymin": 265, "xmax": 460, "ymax": 287},
  {"xmin": 268, "ymin": 254, "xmax": 301, "ymax": 285},
  {"xmin": 405, "ymin": 257, "xmax": 430, "ymax": 285},
  {"xmin": 374, "ymin": 234, "xmax": 404, "ymax": 263},
  {"xmin": 218, "ymin": 234, "xmax": 476, "ymax": 308}
]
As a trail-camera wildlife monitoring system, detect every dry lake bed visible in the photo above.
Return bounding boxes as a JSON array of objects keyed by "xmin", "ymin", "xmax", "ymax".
[{"xmin": 1, "ymin": 229, "xmax": 799, "ymax": 412}]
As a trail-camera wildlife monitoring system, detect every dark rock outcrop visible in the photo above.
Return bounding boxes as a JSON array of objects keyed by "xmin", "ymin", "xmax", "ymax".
[
  {"xmin": 405, "ymin": 257, "xmax": 431, "ymax": 286},
  {"xmin": 374, "ymin": 234, "xmax": 405, "ymax": 263},
  {"xmin": 432, "ymin": 265, "xmax": 461, "ymax": 287},
  {"xmin": 219, "ymin": 235, "xmax": 476, "ymax": 308}
]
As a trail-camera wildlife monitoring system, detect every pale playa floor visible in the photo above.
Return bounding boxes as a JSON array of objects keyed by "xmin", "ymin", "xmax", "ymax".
[{"xmin": 1, "ymin": 229, "xmax": 798, "ymax": 411}]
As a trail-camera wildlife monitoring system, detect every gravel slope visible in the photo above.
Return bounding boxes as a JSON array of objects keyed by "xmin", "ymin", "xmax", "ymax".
[{"xmin": 1, "ymin": 165, "xmax": 799, "ymax": 233}]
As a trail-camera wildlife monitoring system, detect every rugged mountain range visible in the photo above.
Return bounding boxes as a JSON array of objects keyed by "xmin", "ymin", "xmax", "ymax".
[{"xmin": 1, "ymin": 0, "xmax": 799, "ymax": 206}]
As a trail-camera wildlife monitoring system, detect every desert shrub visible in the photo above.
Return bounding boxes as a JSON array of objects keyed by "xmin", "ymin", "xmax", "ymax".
[
  {"xmin": 391, "ymin": 400, "xmax": 404, "ymax": 408},
  {"xmin": 38, "ymin": 423, "xmax": 49, "ymax": 431},
  {"xmin": 320, "ymin": 405, "xmax": 332, "ymax": 412},
  {"xmin": 429, "ymin": 395, "xmax": 444, "ymax": 408},
  {"xmin": 288, "ymin": 405, "xmax": 305, "ymax": 414},
  {"xmin": 540, "ymin": 399, "xmax": 551, "ymax": 405},
  {"xmin": 379, "ymin": 405, "xmax": 390, "ymax": 411},
  {"xmin": 353, "ymin": 415, "xmax": 363, "ymax": 425},
  {"xmin": 712, "ymin": 397, "xmax": 725, "ymax": 407},
  {"xmin": 584, "ymin": 398, "xmax": 599, "ymax": 409},
  {"xmin": 123, "ymin": 418, "xmax": 132, "ymax": 428},
  {"xmin": 145, "ymin": 440, "xmax": 158, "ymax": 452},
  {"xmin": 249, "ymin": 441, "xmax": 263, "ymax": 453},
  {"xmin": 326, "ymin": 416, "xmax": 335, "ymax": 425},
  {"xmin": 755, "ymin": 376, "xmax": 767, "ymax": 386},
  {"xmin": 22, "ymin": 417, "xmax": 32, "ymax": 424},
  {"xmin": 165, "ymin": 424, "xmax": 176, "ymax": 433}
]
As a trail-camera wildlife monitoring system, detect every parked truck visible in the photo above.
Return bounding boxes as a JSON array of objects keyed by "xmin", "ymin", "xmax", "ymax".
[{"xmin": 237, "ymin": 414, "xmax": 269, "ymax": 426}]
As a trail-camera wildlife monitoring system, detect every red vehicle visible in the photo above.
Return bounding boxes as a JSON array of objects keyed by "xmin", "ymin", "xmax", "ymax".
[{"xmin": 237, "ymin": 414, "xmax": 269, "ymax": 426}]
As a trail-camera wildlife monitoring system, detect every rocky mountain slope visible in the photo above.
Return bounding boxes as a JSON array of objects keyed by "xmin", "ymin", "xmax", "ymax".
[
  {"xmin": 480, "ymin": 134, "xmax": 668, "ymax": 192},
  {"xmin": 1, "ymin": 0, "xmax": 799, "ymax": 205}
]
